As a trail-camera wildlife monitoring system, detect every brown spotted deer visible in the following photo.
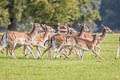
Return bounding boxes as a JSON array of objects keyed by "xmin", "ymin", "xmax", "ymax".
[
  {"xmin": 73, "ymin": 24, "xmax": 112, "ymax": 59},
  {"xmin": 41, "ymin": 24, "xmax": 90, "ymax": 59},
  {"xmin": 94, "ymin": 24, "xmax": 112, "ymax": 54},
  {"xmin": 22, "ymin": 24, "xmax": 56, "ymax": 59},
  {"xmin": 41, "ymin": 33, "xmax": 71, "ymax": 59},
  {"xmin": 61, "ymin": 24, "xmax": 90, "ymax": 58},
  {"xmin": 43, "ymin": 31, "xmax": 104, "ymax": 60},
  {"xmin": 1, "ymin": 23, "xmax": 42, "ymax": 59},
  {"xmin": 66, "ymin": 33, "xmax": 104, "ymax": 60}
]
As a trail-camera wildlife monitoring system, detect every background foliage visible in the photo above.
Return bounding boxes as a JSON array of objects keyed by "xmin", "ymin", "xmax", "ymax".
[{"xmin": 0, "ymin": 0, "xmax": 102, "ymax": 32}]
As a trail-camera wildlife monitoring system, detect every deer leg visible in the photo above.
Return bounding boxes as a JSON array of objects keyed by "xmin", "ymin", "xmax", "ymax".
[
  {"xmin": 36, "ymin": 46, "xmax": 41, "ymax": 59},
  {"xmin": 60, "ymin": 47, "xmax": 69, "ymax": 58},
  {"xmin": 94, "ymin": 46, "xmax": 101, "ymax": 58},
  {"xmin": 74, "ymin": 48, "xmax": 80, "ymax": 58},
  {"xmin": 0, "ymin": 50, "xmax": 4, "ymax": 54},
  {"xmin": 62, "ymin": 51, "xmax": 69, "ymax": 59},
  {"xmin": 0, "ymin": 45, "xmax": 8, "ymax": 55},
  {"xmin": 24, "ymin": 45, "xmax": 34, "ymax": 58},
  {"xmin": 47, "ymin": 47, "xmax": 52, "ymax": 60},
  {"xmin": 0, "ymin": 47, "xmax": 4, "ymax": 55},
  {"xmin": 97, "ymin": 46, "xmax": 101, "ymax": 55},
  {"xmin": 41, "ymin": 45, "xmax": 52, "ymax": 58},
  {"xmin": 26, "ymin": 46, "xmax": 36, "ymax": 59},
  {"xmin": 9, "ymin": 44, "xmax": 16, "ymax": 59},
  {"xmin": 91, "ymin": 48, "xmax": 104, "ymax": 60},
  {"xmin": 48, "ymin": 49, "xmax": 51, "ymax": 60},
  {"xmin": 80, "ymin": 49, "xmax": 84, "ymax": 60},
  {"xmin": 56, "ymin": 46, "xmax": 68, "ymax": 58},
  {"xmin": 51, "ymin": 38, "xmax": 57, "ymax": 59},
  {"xmin": 6, "ymin": 46, "xmax": 9, "ymax": 56},
  {"xmin": 14, "ymin": 45, "xmax": 21, "ymax": 50},
  {"xmin": 61, "ymin": 47, "xmax": 73, "ymax": 59},
  {"xmin": 57, "ymin": 44, "xmax": 64, "ymax": 52},
  {"xmin": 56, "ymin": 46, "xmax": 64, "ymax": 58},
  {"xmin": 67, "ymin": 47, "xmax": 73, "ymax": 57},
  {"xmin": 115, "ymin": 46, "xmax": 120, "ymax": 59},
  {"xmin": 23, "ymin": 45, "xmax": 31, "ymax": 59}
]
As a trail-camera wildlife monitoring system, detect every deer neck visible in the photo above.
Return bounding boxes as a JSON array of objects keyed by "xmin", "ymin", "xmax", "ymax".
[
  {"xmin": 100, "ymin": 29, "xmax": 107, "ymax": 41},
  {"xmin": 78, "ymin": 27, "xmax": 84, "ymax": 38},
  {"xmin": 29, "ymin": 25, "xmax": 38, "ymax": 40},
  {"xmin": 66, "ymin": 26, "xmax": 70, "ymax": 34},
  {"xmin": 43, "ymin": 29, "xmax": 49, "ymax": 41},
  {"xmin": 92, "ymin": 35, "xmax": 97, "ymax": 45}
]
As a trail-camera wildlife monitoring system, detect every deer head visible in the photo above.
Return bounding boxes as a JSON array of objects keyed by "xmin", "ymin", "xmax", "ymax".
[
  {"xmin": 101, "ymin": 24, "xmax": 112, "ymax": 33},
  {"xmin": 105, "ymin": 27, "xmax": 112, "ymax": 33},
  {"xmin": 78, "ymin": 23, "xmax": 89, "ymax": 32}
]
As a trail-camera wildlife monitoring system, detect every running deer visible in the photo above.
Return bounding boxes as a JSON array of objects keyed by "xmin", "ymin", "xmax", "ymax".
[
  {"xmin": 62, "ymin": 24, "xmax": 90, "ymax": 58},
  {"xmin": 96, "ymin": 24, "xmax": 112, "ymax": 45},
  {"xmin": 41, "ymin": 33, "xmax": 71, "ymax": 59},
  {"xmin": 78, "ymin": 24, "xmax": 112, "ymax": 43},
  {"xmin": 22, "ymin": 24, "xmax": 56, "ymax": 59},
  {"xmin": 75, "ymin": 24, "xmax": 112, "ymax": 58},
  {"xmin": 44, "ymin": 32, "xmax": 104, "ymax": 60},
  {"xmin": 94, "ymin": 24, "xmax": 112, "ymax": 54},
  {"xmin": 41, "ymin": 24, "xmax": 90, "ymax": 59},
  {"xmin": 1, "ymin": 23, "xmax": 41, "ymax": 59},
  {"xmin": 63, "ymin": 32, "xmax": 104, "ymax": 60}
]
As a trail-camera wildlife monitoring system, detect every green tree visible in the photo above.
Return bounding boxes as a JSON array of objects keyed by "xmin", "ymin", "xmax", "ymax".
[
  {"xmin": 0, "ymin": 0, "xmax": 10, "ymax": 26},
  {"xmin": 0, "ymin": 0, "xmax": 101, "ymax": 31},
  {"xmin": 76, "ymin": 0, "xmax": 101, "ymax": 32},
  {"xmin": 26, "ymin": 0, "xmax": 80, "ymax": 25}
]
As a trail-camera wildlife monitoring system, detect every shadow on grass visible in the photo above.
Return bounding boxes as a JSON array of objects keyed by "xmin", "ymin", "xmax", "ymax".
[
  {"xmin": 0, "ymin": 56, "xmax": 13, "ymax": 59},
  {"xmin": 0, "ymin": 55, "xmax": 82, "ymax": 61}
]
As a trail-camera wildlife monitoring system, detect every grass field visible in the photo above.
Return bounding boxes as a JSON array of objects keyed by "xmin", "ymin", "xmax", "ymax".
[{"xmin": 0, "ymin": 34, "xmax": 120, "ymax": 80}]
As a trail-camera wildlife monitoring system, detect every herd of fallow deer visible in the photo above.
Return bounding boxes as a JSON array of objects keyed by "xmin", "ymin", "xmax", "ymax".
[{"xmin": 0, "ymin": 23, "xmax": 113, "ymax": 60}]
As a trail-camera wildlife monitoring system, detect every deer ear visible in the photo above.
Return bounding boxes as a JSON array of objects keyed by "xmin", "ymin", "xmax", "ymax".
[
  {"xmin": 101, "ymin": 24, "xmax": 106, "ymax": 28},
  {"xmin": 101, "ymin": 24, "xmax": 104, "ymax": 27}
]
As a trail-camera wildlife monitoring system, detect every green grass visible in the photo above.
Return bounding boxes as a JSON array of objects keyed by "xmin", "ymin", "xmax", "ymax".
[{"xmin": 0, "ymin": 34, "xmax": 120, "ymax": 80}]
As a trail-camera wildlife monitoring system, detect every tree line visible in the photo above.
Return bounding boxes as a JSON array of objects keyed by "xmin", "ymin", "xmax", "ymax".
[{"xmin": 0, "ymin": 0, "xmax": 101, "ymax": 32}]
